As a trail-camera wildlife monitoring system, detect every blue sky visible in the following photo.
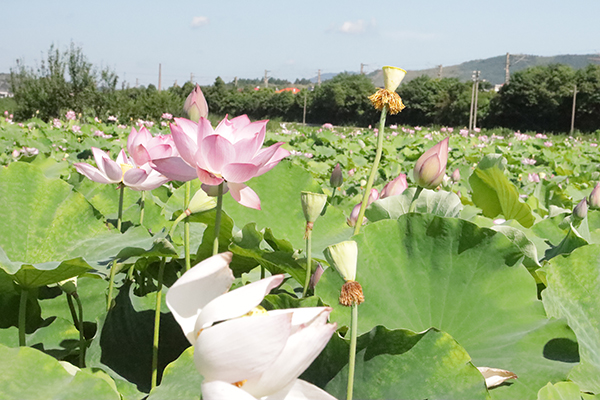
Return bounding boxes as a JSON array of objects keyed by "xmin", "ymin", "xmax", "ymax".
[{"xmin": 2, "ymin": 0, "xmax": 599, "ymax": 87}]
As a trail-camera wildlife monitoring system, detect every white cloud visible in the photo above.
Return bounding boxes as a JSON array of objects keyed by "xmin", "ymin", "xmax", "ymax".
[
  {"xmin": 191, "ymin": 16, "xmax": 209, "ymax": 28},
  {"xmin": 339, "ymin": 19, "xmax": 368, "ymax": 34}
]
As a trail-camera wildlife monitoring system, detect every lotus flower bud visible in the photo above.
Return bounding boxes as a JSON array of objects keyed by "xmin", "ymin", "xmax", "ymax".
[
  {"xmin": 451, "ymin": 168, "xmax": 461, "ymax": 183},
  {"xmin": 347, "ymin": 189, "xmax": 379, "ymax": 227},
  {"xmin": 301, "ymin": 191, "xmax": 328, "ymax": 223},
  {"xmin": 309, "ymin": 264, "xmax": 325, "ymax": 290},
  {"xmin": 382, "ymin": 66, "xmax": 407, "ymax": 92},
  {"xmin": 187, "ymin": 188, "xmax": 217, "ymax": 215},
  {"xmin": 589, "ymin": 182, "xmax": 600, "ymax": 209},
  {"xmin": 58, "ymin": 277, "xmax": 78, "ymax": 295},
  {"xmin": 380, "ymin": 173, "xmax": 408, "ymax": 199},
  {"xmin": 413, "ymin": 137, "xmax": 449, "ymax": 189},
  {"xmin": 573, "ymin": 198, "xmax": 588, "ymax": 220},
  {"xmin": 324, "ymin": 241, "xmax": 358, "ymax": 282},
  {"xmin": 184, "ymin": 84, "xmax": 209, "ymax": 122},
  {"xmin": 330, "ymin": 163, "xmax": 343, "ymax": 188}
]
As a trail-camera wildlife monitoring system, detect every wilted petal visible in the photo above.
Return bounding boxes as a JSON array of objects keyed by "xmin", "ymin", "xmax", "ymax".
[
  {"xmin": 263, "ymin": 379, "xmax": 338, "ymax": 400},
  {"xmin": 202, "ymin": 381, "xmax": 258, "ymax": 400},
  {"xmin": 195, "ymin": 275, "xmax": 284, "ymax": 331},
  {"xmin": 194, "ymin": 312, "xmax": 292, "ymax": 383},
  {"xmin": 166, "ymin": 252, "xmax": 234, "ymax": 343},
  {"xmin": 477, "ymin": 367, "xmax": 517, "ymax": 388},
  {"xmin": 228, "ymin": 182, "xmax": 261, "ymax": 210},
  {"xmin": 152, "ymin": 157, "xmax": 197, "ymax": 182}
]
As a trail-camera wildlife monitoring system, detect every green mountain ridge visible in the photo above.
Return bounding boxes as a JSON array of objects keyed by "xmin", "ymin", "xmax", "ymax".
[{"xmin": 370, "ymin": 53, "xmax": 599, "ymax": 86}]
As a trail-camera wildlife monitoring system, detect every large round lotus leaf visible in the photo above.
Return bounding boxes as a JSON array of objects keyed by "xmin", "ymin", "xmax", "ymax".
[
  {"xmin": 222, "ymin": 161, "xmax": 352, "ymax": 256},
  {"xmin": 537, "ymin": 381, "xmax": 582, "ymax": 400},
  {"xmin": 304, "ymin": 326, "xmax": 488, "ymax": 400},
  {"xmin": 317, "ymin": 214, "xmax": 578, "ymax": 399},
  {"xmin": 0, "ymin": 162, "xmax": 110, "ymax": 287},
  {"xmin": 147, "ymin": 347, "xmax": 202, "ymax": 400},
  {"xmin": 0, "ymin": 343, "xmax": 120, "ymax": 400},
  {"xmin": 540, "ymin": 244, "xmax": 600, "ymax": 394}
]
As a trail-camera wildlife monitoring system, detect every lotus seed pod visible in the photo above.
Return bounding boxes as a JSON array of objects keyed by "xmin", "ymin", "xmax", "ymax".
[
  {"xmin": 324, "ymin": 240, "xmax": 358, "ymax": 282},
  {"xmin": 301, "ymin": 191, "xmax": 328, "ymax": 223},
  {"xmin": 382, "ymin": 66, "xmax": 407, "ymax": 92}
]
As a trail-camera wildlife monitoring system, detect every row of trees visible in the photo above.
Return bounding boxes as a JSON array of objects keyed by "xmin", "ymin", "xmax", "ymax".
[{"xmin": 8, "ymin": 45, "xmax": 600, "ymax": 132}]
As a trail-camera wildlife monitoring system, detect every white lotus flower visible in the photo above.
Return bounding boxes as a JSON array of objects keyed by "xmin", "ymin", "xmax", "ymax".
[{"xmin": 166, "ymin": 252, "xmax": 338, "ymax": 400}]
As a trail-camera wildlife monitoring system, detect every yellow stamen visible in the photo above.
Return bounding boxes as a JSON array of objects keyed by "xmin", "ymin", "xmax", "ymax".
[
  {"xmin": 244, "ymin": 306, "xmax": 268, "ymax": 317},
  {"xmin": 368, "ymin": 89, "xmax": 405, "ymax": 115},
  {"xmin": 120, "ymin": 163, "xmax": 134, "ymax": 180},
  {"xmin": 233, "ymin": 380, "xmax": 247, "ymax": 388}
]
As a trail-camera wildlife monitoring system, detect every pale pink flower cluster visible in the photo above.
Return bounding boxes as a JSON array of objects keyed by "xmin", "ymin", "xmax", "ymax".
[
  {"xmin": 459, "ymin": 129, "xmax": 469, "ymax": 137},
  {"xmin": 528, "ymin": 173, "xmax": 540, "ymax": 183},
  {"xmin": 535, "ymin": 133, "xmax": 548, "ymax": 139},
  {"xmin": 414, "ymin": 126, "xmax": 422, "ymax": 131},
  {"xmin": 72, "ymin": 125, "xmax": 81, "ymax": 133},
  {"xmin": 136, "ymin": 119, "xmax": 154, "ymax": 128},
  {"xmin": 13, "ymin": 147, "xmax": 39, "ymax": 158},
  {"xmin": 401, "ymin": 127, "xmax": 415, "ymax": 134},
  {"xmin": 474, "ymin": 127, "xmax": 481, "ymax": 133},
  {"xmin": 544, "ymin": 141, "xmax": 553, "ymax": 147},
  {"xmin": 107, "ymin": 115, "xmax": 118, "ymax": 122},
  {"xmin": 322, "ymin": 123, "xmax": 334, "ymax": 130},
  {"xmin": 478, "ymin": 135, "xmax": 488, "ymax": 142},
  {"xmin": 161, "ymin": 113, "xmax": 173, "ymax": 120},
  {"xmin": 66, "ymin": 110, "xmax": 76, "ymax": 120},
  {"xmin": 514, "ymin": 131, "xmax": 530, "ymax": 141},
  {"xmin": 390, "ymin": 124, "xmax": 398, "ymax": 129},
  {"xmin": 94, "ymin": 130, "xmax": 112, "ymax": 139},
  {"xmin": 591, "ymin": 143, "xmax": 598, "ymax": 147},
  {"xmin": 522, "ymin": 158, "xmax": 536, "ymax": 165},
  {"xmin": 53, "ymin": 119, "xmax": 62, "ymax": 128}
]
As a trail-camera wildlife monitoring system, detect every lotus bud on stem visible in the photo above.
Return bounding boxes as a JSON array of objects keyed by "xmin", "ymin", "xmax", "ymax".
[
  {"xmin": 169, "ymin": 188, "xmax": 217, "ymax": 238},
  {"xmin": 301, "ymin": 191, "xmax": 328, "ymax": 297},
  {"xmin": 589, "ymin": 182, "xmax": 600, "ymax": 209},
  {"xmin": 573, "ymin": 197, "xmax": 588, "ymax": 220},
  {"xmin": 184, "ymin": 84, "xmax": 209, "ymax": 122}
]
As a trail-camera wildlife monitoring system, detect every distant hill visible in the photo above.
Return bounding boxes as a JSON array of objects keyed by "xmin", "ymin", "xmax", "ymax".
[{"xmin": 368, "ymin": 54, "xmax": 600, "ymax": 86}]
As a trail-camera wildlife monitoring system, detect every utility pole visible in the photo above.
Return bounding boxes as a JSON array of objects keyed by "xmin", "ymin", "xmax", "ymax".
[
  {"xmin": 190, "ymin": 72, "xmax": 194, "ymax": 83},
  {"xmin": 317, "ymin": 69, "xmax": 321, "ymax": 86},
  {"xmin": 360, "ymin": 63, "xmax": 367, "ymax": 75},
  {"xmin": 264, "ymin": 70, "xmax": 270, "ymax": 88},
  {"xmin": 469, "ymin": 71, "xmax": 480, "ymax": 131},
  {"xmin": 158, "ymin": 63, "xmax": 162, "ymax": 92},
  {"xmin": 135, "ymin": 78, "xmax": 139, "ymax": 88},
  {"xmin": 437, "ymin": 65, "xmax": 443, "ymax": 78},
  {"xmin": 505, "ymin": 53, "xmax": 510, "ymax": 84},
  {"xmin": 571, "ymin": 84, "xmax": 577, "ymax": 134},
  {"xmin": 234, "ymin": 76, "xmax": 238, "ymax": 87},
  {"xmin": 303, "ymin": 92, "xmax": 307, "ymax": 125}
]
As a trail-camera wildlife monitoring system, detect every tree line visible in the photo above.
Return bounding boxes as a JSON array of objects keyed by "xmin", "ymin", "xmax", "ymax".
[{"xmin": 8, "ymin": 45, "xmax": 600, "ymax": 133}]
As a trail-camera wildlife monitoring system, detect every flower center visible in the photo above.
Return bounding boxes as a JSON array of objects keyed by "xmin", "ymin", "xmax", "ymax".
[
  {"xmin": 120, "ymin": 163, "xmax": 134, "ymax": 180},
  {"xmin": 233, "ymin": 380, "xmax": 247, "ymax": 388},
  {"xmin": 244, "ymin": 306, "xmax": 268, "ymax": 317}
]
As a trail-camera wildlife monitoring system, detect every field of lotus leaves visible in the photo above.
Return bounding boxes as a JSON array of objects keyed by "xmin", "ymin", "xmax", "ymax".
[{"xmin": 1, "ymin": 105, "xmax": 600, "ymax": 400}]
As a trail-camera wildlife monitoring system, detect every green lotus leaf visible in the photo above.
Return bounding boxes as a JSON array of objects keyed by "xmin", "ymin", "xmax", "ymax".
[
  {"xmin": 540, "ymin": 244, "xmax": 600, "ymax": 394},
  {"xmin": 0, "ymin": 343, "xmax": 120, "ymax": 400},
  {"xmin": 470, "ymin": 155, "xmax": 535, "ymax": 228},
  {"xmin": 147, "ymin": 347, "xmax": 202, "ymax": 400},
  {"xmin": 366, "ymin": 188, "xmax": 463, "ymax": 222},
  {"xmin": 304, "ymin": 326, "xmax": 488, "ymax": 400},
  {"xmin": 317, "ymin": 214, "xmax": 578, "ymax": 399},
  {"xmin": 537, "ymin": 381, "xmax": 582, "ymax": 400}
]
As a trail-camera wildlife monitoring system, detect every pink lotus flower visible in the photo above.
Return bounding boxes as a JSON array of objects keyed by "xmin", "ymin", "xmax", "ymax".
[
  {"xmin": 347, "ymin": 188, "xmax": 379, "ymax": 227},
  {"xmin": 74, "ymin": 147, "xmax": 169, "ymax": 191},
  {"xmin": 380, "ymin": 173, "xmax": 408, "ymax": 199},
  {"xmin": 413, "ymin": 137, "xmax": 449, "ymax": 189},
  {"xmin": 184, "ymin": 84, "xmax": 209, "ymax": 122},
  {"xmin": 127, "ymin": 126, "xmax": 178, "ymax": 166},
  {"xmin": 153, "ymin": 116, "xmax": 290, "ymax": 210}
]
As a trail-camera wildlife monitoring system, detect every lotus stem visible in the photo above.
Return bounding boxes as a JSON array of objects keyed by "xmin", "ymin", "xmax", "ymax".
[
  {"xmin": 74, "ymin": 293, "xmax": 86, "ymax": 368},
  {"xmin": 66, "ymin": 293, "xmax": 79, "ymax": 328},
  {"xmin": 184, "ymin": 181, "xmax": 191, "ymax": 271},
  {"xmin": 347, "ymin": 304, "xmax": 359, "ymax": 400},
  {"xmin": 212, "ymin": 183, "xmax": 224, "ymax": 256},
  {"xmin": 18, "ymin": 288, "xmax": 28, "ymax": 347},
  {"xmin": 353, "ymin": 105, "xmax": 388, "ymax": 236},
  {"xmin": 409, "ymin": 186, "xmax": 424, "ymax": 213},
  {"xmin": 107, "ymin": 185, "xmax": 125, "ymax": 311},
  {"xmin": 151, "ymin": 257, "xmax": 167, "ymax": 390},
  {"xmin": 140, "ymin": 190, "xmax": 146, "ymax": 226},
  {"xmin": 303, "ymin": 227, "xmax": 313, "ymax": 298}
]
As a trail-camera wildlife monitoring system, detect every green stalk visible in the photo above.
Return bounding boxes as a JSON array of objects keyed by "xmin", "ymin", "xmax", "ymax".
[
  {"xmin": 408, "ymin": 186, "xmax": 424, "ymax": 213},
  {"xmin": 347, "ymin": 304, "xmax": 359, "ymax": 400},
  {"xmin": 140, "ymin": 191, "xmax": 146, "ymax": 226},
  {"xmin": 18, "ymin": 288, "xmax": 28, "ymax": 347},
  {"xmin": 74, "ymin": 293, "xmax": 85, "ymax": 368},
  {"xmin": 107, "ymin": 185, "xmax": 125, "ymax": 311},
  {"xmin": 151, "ymin": 257, "xmax": 167, "ymax": 390},
  {"xmin": 353, "ymin": 106, "xmax": 388, "ymax": 236},
  {"xmin": 66, "ymin": 293, "xmax": 79, "ymax": 328},
  {"xmin": 184, "ymin": 181, "xmax": 191, "ymax": 271},
  {"xmin": 212, "ymin": 183, "xmax": 224, "ymax": 256},
  {"xmin": 302, "ymin": 227, "xmax": 313, "ymax": 298}
]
